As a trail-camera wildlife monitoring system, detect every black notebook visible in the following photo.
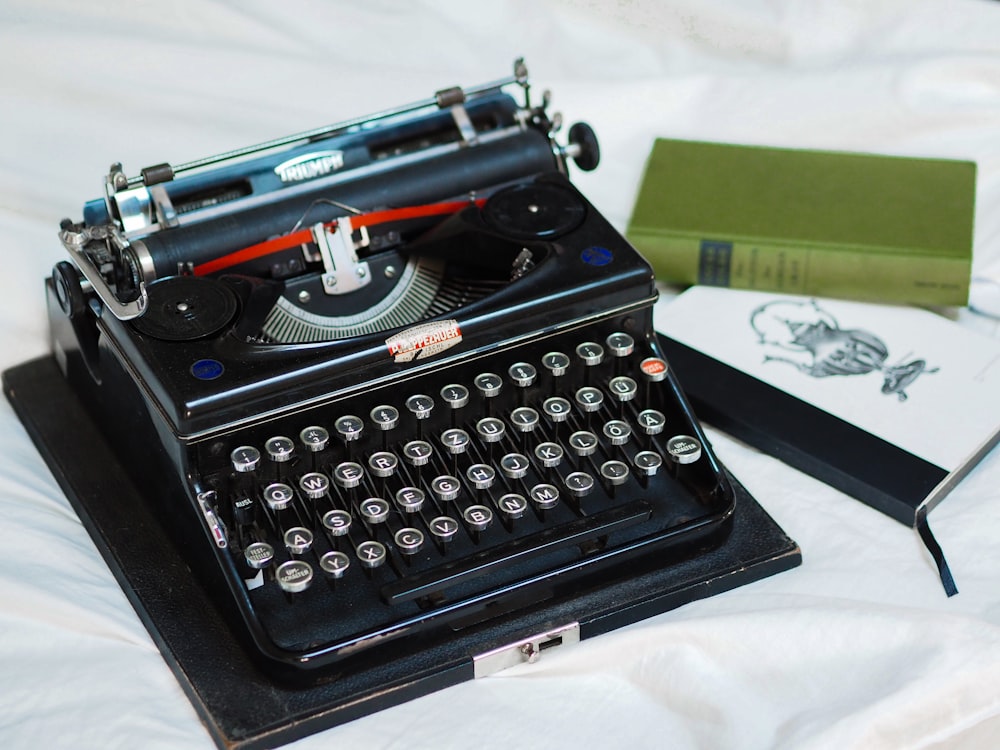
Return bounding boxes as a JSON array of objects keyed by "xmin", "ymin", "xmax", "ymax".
[{"xmin": 656, "ymin": 286, "xmax": 1000, "ymax": 595}]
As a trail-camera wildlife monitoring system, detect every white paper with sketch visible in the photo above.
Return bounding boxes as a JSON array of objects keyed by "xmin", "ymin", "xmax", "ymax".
[{"xmin": 654, "ymin": 286, "xmax": 1000, "ymax": 472}]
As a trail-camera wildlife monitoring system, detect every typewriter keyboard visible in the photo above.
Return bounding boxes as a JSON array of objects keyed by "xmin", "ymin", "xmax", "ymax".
[{"xmin": 196, "ymin": 324, "xmax": 733, "ymax": 659}]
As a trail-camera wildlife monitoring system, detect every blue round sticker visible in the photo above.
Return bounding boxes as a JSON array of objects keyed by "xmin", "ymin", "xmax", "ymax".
[
  {"xmin": 581, "ymin": 246, "xmax": 613, "ymax": 266},
  {"xmin": 190, "ymin": 359, "xmax": 224, "ymax": 380}
]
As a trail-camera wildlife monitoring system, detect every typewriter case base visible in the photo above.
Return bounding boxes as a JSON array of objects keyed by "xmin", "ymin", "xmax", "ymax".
[{"xmin": 5, "ymin": 353, "xmax": 800, "ymax": 750}]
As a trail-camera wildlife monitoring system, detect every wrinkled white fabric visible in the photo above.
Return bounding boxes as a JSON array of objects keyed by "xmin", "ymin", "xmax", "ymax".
[{"xmin": 2, "ymin": 2, "xmax": 999, "ymax": 748}]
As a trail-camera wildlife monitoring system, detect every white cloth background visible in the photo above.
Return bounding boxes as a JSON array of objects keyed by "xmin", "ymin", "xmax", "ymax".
[{"xmin": 2, "ymin": 2, "xmax": 1000, "ymax": 748}]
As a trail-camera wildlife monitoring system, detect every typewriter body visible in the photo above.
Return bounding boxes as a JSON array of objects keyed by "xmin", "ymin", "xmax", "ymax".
[{"xmin": 22, "ymin": 62, "xmax": 798, "ymax": 737}]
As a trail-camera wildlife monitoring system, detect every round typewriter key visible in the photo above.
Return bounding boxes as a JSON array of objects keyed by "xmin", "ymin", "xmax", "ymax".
[
  {"xmin": 368, "ymin": 451, "xmax": 398, "ymax": 478},
  {"xmin": 575, "ymin": 341, "xmax": 604, "ymax": 367},
  {"xmin": 264, "ymin": 436, "xmax": 295, "ymax": 463},
  {"xmin": 283, "ymin": 526, "xmax": 314, "ymax": 555},
  {"xmin": 634, "ymin": 451, "xmax": 663, "ymax": 476},
  {"xmin": 356, "ymin": 540, "xmax": 387, "ymax": 569},
  {"xmin": 319, "ymin": 550, "xmax": 351, "ymax": 579},
  {"xmin": 508, "ymin": 362, "xmax": 537, "ymax": 388},
  {"xmin": 405, "ymin": 394, "xmax": 434, "ymax": 420},
  {"xmin": 510, "ymin": 406, "xmax": 540, "ymax": 433},
  {"xmin": 394, "ymin": 527, "xmax": 425, "ymax": 555},
  {"xmin": 360, "ymin": 497, "xmax": 390, "ymax": 524},
  {"xmin": 637, "ymin": 409, "xmax": 666, "ymax": 436},
  {"xmin": 466, "ymin": 464, "xmax": 496, "ymax": 490},
  {"xmin": 473, "ymin": 372, "xmax": 503, "ymax": 398},
  {"xmin": 244, "ymin": 541, "xmax": 274, "ymax": 570},
  {"xmin": 542, "ymin": 396, "xmax": 572, "ymax": 422},
  {"xmin": 564, "ymin": 471, "xmax": 595, "ymax": 498},
  {"xmin": 263, "ymin": 482, "xmax": 295, "ymax": 511},
  {"xmin": 498, "ymin": 493, "xmax": 528, "ymax": 520},
  {"xmin": 441, "ymin": 428, "xmax": 471, "ymax": 455},
  {"xmin": 402, "ymin": 440, "xmax": 433, "ymax": 466},
  {"xmin": 575, "ymin": 386, "xmax": 604, "ymax": 412},
  {"xmin": 429, "ymin": 516, "xmax": 460, "ymax": 542},
  {"xmin": 322, "ymin": 509, "xmax": 352, "ymax": 536},
  {"xmin": 606, "ymin": 332, "xmax": 635, "ymax": 358},
  {"xmin": 370, "ymin": 405, "xmax": 400, "ymax": 431},
  {"xmin": 534, "ymin": 442, "xmax": 564, "ymax": 468},
  {"xmin": 541, "ymin": 351, "xmax": 571, "ymax": 377},
  {"xmin": 298, "ymin": 472, "xmax": 330, "ymax": 499},
  {"xmin": 568, "ymin": 430, "xmax": 599, "ymax": 457},
  {"xmin": 500, "ymin": 452, "xmax": 530, "ymax": 479},
  {"xmin": 608, "ymin": 376, "xmax": 638, "ymax": 403},
  {"xmin": 603, "ymin": 420, "xmax": 632, "ymax": 445},
  {"xmin": 395, "ymin": 486, "xmax": 426, "ymax": 513},
  {"xmin": 667, "ymin": 435, "xmax": 702, "ymax": 464},
  {"xmin": 300, "ymin": 426, "xmax": 330, "ymax": 452},
  {"xmin": 230, "ymin": 445, "xmax": 261, "ymax": 473},
  {"xmin": 440, "ymin": 384, "xmax": 470, "ymax": 409},
  {"xmin": 276, "ymin": 560, "xmax": 314, "ymax": 593},
  {"xmin": 600, "ymin": 460, "xmax": 630, "ymax": 486},
  {"xmin": 476, "ymin": 417, "xmax": 506, "ymax": 443},
  {"xmin": 640, "ymin": 357, "xmax": 669, "ymax": 382},
  {"xmin": 463, "ymin": 504, "xmax": 494, "ymax": 532},
  {"xmin": 529, "ymin": 483, "xmax": 561, "ymax": 509},
  {"xmin": 431, "ymin": 475, "xmax": 462, "ymax": 502},
  {"xmin": 334, "ymin": 415, "xmax": 364, "ymax": 442},
  {"xmin": 333, "ymin": 461, "xmax": 365, "ymax": 489}
]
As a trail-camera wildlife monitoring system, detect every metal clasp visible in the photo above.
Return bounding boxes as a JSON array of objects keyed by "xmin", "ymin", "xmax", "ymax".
[{"xmin": 473, "ymin": 622, "xmax": 580, "ymax": 678}]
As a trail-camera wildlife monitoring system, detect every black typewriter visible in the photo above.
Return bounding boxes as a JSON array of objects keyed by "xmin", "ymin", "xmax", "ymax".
[{"xmin": 5, "ymin": 61, "xmax": 799, "ymax": 749}]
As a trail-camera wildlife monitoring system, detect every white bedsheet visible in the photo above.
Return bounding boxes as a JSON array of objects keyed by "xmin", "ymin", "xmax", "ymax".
[{"xmin": 2, "ymin": 2, "xmax": 1000, "ymax": 748}]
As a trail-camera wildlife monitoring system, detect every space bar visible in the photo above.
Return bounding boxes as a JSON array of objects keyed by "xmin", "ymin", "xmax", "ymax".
[{"xmin": 381, "ymin": 500, "xmax": 653, "ymax": 605}]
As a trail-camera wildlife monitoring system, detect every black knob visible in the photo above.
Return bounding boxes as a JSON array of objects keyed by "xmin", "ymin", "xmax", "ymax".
[{"xmin": 568, "ymin": 122, "xmax": 600, "ymax": 172}]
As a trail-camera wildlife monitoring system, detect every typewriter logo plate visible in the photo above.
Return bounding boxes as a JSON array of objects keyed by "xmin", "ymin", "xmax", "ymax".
[
  {"xmin": 386, "ymin": 320, "xmax": 462, "ymax": 362},
  {"xmin": 274, "ymin": 150, "xmax": 346, "ymax": 183}
]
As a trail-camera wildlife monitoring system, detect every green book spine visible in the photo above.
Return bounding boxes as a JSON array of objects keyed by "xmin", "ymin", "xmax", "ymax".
[
  {"xmin": 629, "ymin": 230, "xmax": 973, "ymax": 306},
  {"xmin": 626, "ymin": 138, "xmax": 976, "ymax": 306}
]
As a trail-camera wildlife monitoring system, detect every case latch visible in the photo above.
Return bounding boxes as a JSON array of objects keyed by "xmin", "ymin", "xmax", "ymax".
[{"xmin": 473, "ymin": 622, "xmax": 580, "ymax": 678}]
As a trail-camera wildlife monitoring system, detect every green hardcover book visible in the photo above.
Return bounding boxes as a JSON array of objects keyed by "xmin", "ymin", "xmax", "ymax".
[{"xmin": 626, "ymin": 139, "xmax": 976, "ymax": 306}]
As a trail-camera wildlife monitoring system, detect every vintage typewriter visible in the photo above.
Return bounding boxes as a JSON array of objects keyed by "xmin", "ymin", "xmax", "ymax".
[{"xmin": 5, "ymin": 61, "xmax": 799, "ymax": 748}]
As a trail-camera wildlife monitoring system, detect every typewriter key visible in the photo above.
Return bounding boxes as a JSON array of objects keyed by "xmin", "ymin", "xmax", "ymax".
[
  {"xmin": 510, "ymin": 407, "xmax": 540, "ymax": 433},
  {"xmin": 244, "ymin": 542, "xmax": 274, "ymax": 570},
  {"xmin": 541, "ymin": 351, "xmax": 570, "ymax": 378},
  {"xmin": 575, "ymin": 386, "xmax": 604, "ymax": 413},
  {"xmin": 431, "ymin": 475, "xmax": 461, "ymax": 502},
  {"xmin": 368, "ymin": 451, "xmax": 399, "ymax": 478},
  {"xmin": 263, "ymin": 482, "xmax": 295, "ymax": 511},
  {"xmin": 284, "ymin": 527, "xmax": 314, "ymax": 555},
  {"xmin": 508, "ymin": 362, "xmax": 537, "ymax": 388},
  {"xmin": 463, "ymin": 505, "xmax": 494, "ymax": 532},
  {"xmin": 440, "ymin": 428, "xmax": 471, "ymax": 455},
  {"xmin": 370, "ymin": 405, "xmax": 400, "ymax": 431},
  {"xmin": 333, "ymin": 462, "xmax": 364, "ymax": 489},
  {"xmin": 542, "ymin": 396, "xmax": 571, "ymax": 423},
  {"xmin": 300, "ymin": 426, "xmax": 330, "ymax": 452},
  {"xmin": 497, "ymin": 493, "xmax": 528, "ymax": 520},
  {"xmin": 335, "ymin": 415, "xmax": 364, "ymax": 443},
  {"xmin": 636, "ymin": 409, "xmax": 666, "ymax": 436},
  {"xmin": 529, "ymin": 483, "xmax": 560, "ymax": 510},
  {"xmin": 605, "ymin": 332, "xmax": 635, "ymax": 358},
  {"xmin": 319, "ymin": 551, "xmax": 351, "ymax": 579},
  {"xmin": 466, "ymin": 464, "xmax": 496, "ymax": 490},
  {"xmin": 440, "ymin": 384, "xmax": 470, "ymax": 410},
  {"xmin": 429, "ymin": 516, "xmax": 460, "ymax": 543},
  {"xmin": 299, "ymin": 472, "xmax": 330, "ymax": 500},
  {"xmin": 575, "ymin": 341, "xmax": 604, "ymax": 368},
  {"xmin": 500, "ymin": 452, "xmax": 530, "ymax": 479},
  {"xmin": 395, "ymin": 486, "xmax": 426, "ymax": 513},
  {"xmin": 264, "ymin": 436, "xmax": 295, "ymax": 463},
  {"xmin": 394, "ymin": 527, "xmax": 425, "ymax": 555},
  {"xmin": 602, "ymin": 420, "xmax": 632, "ymax": 446},
  {"xmin": 230, "ymin": 445, "xmax": 261, "ymax": 473},
  {"xmin": 275, "ymin": 560, "xmax": 314, "ymax": 593},
  {"xmin": 599, "ymin": 460, "xmax": 630, "ymax": 486},
  {"xmin": 359, "ymin": 498, "xmax": 390, "ymax": 524},
  {"xmin": 475, "ymin": 417, "xmax": 506, "ymax": 443},
  {"xmin": 564, "ymin": 471, "xmax": 595, "ymax": 498},
  {"xmin": 402, "ymin": 440, "xmax": 433, "ymax": 466},
  {"xmin": 405, "ymin": 394, "xmax": 434, "ymax": 420},
  {"xmin": 608, "ymin": 376, "xmax": 638, "ymax": 403},
  {"xmin": 568, "ymin": 430, "xmax": 598, "ymax": 457},
  {"xmin": 322, "ymin": 509, "xmax": 352, "ymax": 536},
  {"xmin": 355, "ymin": 541, "xmax": 387, "ymax": 569},
  {"xmin": 633, "ymin": 451, "xmax": 663, "ymax": 477},
  {"xmin": 666, "ymin": 435, "xmax": 702, "ymax": 465},
  {"xmin": 534, "ymin": 442, "xmax": 564, "ymax": 468},
  {"xmin": 640, "ymin": 357, "xmax": 669, "ymax": 383}
]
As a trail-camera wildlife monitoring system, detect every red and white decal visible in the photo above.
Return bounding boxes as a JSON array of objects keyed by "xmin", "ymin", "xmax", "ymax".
[{"xmin": 386, "ymin": 320, "xmax": 462, "ymax": 363}]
